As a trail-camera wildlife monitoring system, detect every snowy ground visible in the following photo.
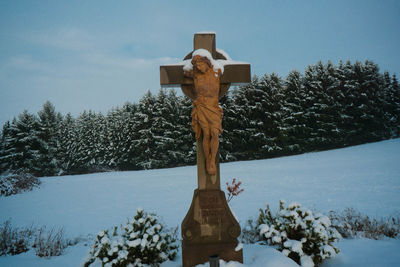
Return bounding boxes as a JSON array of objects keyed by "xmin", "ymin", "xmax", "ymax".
[{"xmin": 0, "ymin": 139, "xmax": 399, "ymax": 266}]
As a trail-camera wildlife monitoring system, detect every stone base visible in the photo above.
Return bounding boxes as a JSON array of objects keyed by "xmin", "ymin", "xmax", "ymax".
[
  {"xmin": 181, "ymin": 189, "xmax": 243, "ymax": 267},
  {"xmin": 182, "ymin": 241, "xmax": 242, "ymax": 267}
]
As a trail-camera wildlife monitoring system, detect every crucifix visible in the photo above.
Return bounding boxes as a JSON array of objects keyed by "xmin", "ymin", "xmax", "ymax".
[{"xmin": 160, "ymin": 32, "xmax": 251, "ymax": 267}]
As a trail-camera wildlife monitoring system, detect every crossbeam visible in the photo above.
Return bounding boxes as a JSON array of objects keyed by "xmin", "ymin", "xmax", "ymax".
[
  {"xmin": 160, "ymin": 64, "xmax": 251, "ymax": 87},
  {"xmin": 160, "ymin": 33, "xmax": 251, "ymax": 88}
]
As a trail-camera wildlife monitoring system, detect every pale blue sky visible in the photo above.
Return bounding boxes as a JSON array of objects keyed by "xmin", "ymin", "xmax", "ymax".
[{"xmin": 1, "ymin": 0, "xmax": 399, "ymax": 126}]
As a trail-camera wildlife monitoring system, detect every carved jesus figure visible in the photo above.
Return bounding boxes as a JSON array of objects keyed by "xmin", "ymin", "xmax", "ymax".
[{"xmin": 184, "ymin": 55, "xmax": 222, "ymax": 175}]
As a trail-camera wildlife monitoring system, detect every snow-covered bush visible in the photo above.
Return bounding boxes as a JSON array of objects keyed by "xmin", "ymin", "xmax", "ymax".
[
  {"xmin": 257, "ymin": 200, "xmax": 340, "ymax": 267},
  {"xmin": 240, "ymin": 218, "xmax": 261, "ymax": 244},
  {"xmin": 84, "ymin": 208, "xmax": 178, "ymax": 267},
  {"xmin": 329, "ymin": 208, "xmax": 400, "ymax": 239},
  {"xmin": 0, "ymin": 172, "xmax": 40, "ymax": 196}
]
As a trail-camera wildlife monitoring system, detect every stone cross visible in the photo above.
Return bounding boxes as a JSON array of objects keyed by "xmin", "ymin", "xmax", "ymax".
[
  {"xmin": 160, "ymin": 33, "xmax": 251, "ymax": 267},
  {"xmin": 160, "ymin": 33, "xmax": 250, "ymax": 190}
]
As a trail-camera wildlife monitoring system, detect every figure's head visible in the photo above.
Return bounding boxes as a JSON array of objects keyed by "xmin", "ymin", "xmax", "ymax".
[{"xmin": 191, "ymin": 55, "xmax": 212, "ymax": 73}]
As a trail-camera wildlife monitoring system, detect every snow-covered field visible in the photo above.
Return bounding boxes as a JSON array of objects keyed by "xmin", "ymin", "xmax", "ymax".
[{"xmin": 1, "ymin": 139, "xmax": 399, "ymax": 266}]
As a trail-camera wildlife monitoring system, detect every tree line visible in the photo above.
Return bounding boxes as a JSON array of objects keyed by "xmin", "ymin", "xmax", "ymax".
[{"xmin": 0, "ymin": 60, "xmax": 399, "ymax": 177}]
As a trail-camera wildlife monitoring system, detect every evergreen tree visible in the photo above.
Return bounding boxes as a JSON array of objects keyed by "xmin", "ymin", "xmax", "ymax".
[
  {"xmin": 1, "ymin": 111, "xmax": 42, "ymax": 175},
  {"xmin": 74, "ymin": 111, "xmax": 106, "ymax": 173},
  {"xmin": 280, "ymin": 70, "xmax": 309, "ymax": 153},
  {"xmin": 0, "ymin": 121, "xmax": 12, "ymax": 173},
  {"xmin": 176, "ymin": 95, "xmax": 196, "ymax": 165},
  {"xmin": 220, "ymin": 91, "xmax": 238, "ymax": 162},
  {"xmin": 383, "ymin": 72, "xmax": 400, "ymax": 137},
  {"xmin": 57, "ymin": 113, "xmax": 78, "ymax": 174},
  {"xmin": 258, "ymin": 72, "xmax": 284, "ymax": 156},
  {"xmin": 150, "ymin": 89, "xmax": 183, "ymax": 167},
  {"xmin": 103, "ymin": 102, "xmax": 139, "ymax": 170},
  {"xmin": 337, "ymin": 60, "xmax": 363, "ymax": 146},
  {"xmin": 229, "ymin": 76, "xmax": 259, "ymax": 160},
  {"xmin": 361, "ymin": 60, "xmax": 390, "ymax": 141},
  {"xmin": 120, "ymin": 102, "xmax": 139, "ymax": 170},
  {"xmin": 104, "ymin": 107, "xmax": 125, "ymax": 169},
  {"xmin": 131, "ymin": 91, "xmax": 157, "ymax": 169},
  {"xmin": 391, "ymin": 74, "xmax": 400, "ymax": 136},
  {"xmin": 37, "ymin": 101, "xmax": 60, "ymax": 176},
  {"xmin": 302, "ymin": 61, "xmax": 342, "ymax": 150},
  {"xmin": 230, "ymin": 74, "xmax": 284, "ymax": 159}
]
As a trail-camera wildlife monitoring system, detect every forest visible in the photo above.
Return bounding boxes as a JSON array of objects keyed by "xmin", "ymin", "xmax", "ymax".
[{"xmin": 0, "ymin": 60, "xmax": 399, "ymax": 177}]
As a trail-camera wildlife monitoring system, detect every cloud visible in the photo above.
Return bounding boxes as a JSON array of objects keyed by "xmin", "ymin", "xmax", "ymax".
[
  {"xmin": 0, "ymin": 27, "xmax": 182, "ymax": 126},
  {"xmin": 7, "ymin": 55, "xmax": 53, "ymax": 73},
  {"xmin": 17, "ymin": 27, "xmax": 179, "ymax": 71},
  {"xmin": 23, "ymin": 27, "xmax": 95, "ymax": 52}
]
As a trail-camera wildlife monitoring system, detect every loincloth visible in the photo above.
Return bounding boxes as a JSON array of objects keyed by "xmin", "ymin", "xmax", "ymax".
[{"xmin": 191, "ymin": 99, "xmax": 223, "ymax": 140}]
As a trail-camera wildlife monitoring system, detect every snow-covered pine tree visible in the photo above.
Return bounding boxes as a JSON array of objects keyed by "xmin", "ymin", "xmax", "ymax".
[
  {"xmin": 334, "ymin": 60, "xmax": 351, "ymax": 146},
  {"xmin": 280, "ymin": 70, "xmax": 309, "ymax": 154},
  {"xmin": 382, "ymin": 72, "xmax": 400, "ymax": 137},
  {"xmin": 257, "ymin": 73, "xmax": 285, "ymax": 157},
  {"xmin": 37, "ymin": 101, "xmax": 61, "ymax": 176},
  {"xmin": 0, "ymin": 121, "xmax": 12, "ymax": 174},
  {"xmin": 57, "ymin": 113, "xmax": 77, "ymax": 174},
  {"xmin": 164, "ymin": 89, "xmax": 191, "ymax": 167},
  {"xmin": 1, "ymin": 111, "xmax": 42, "ymax": 175},
  {"xmin": 119, "ymin": 102, "xmax": 139, "ymax": 170},
  {"xmin": 230, "ymin": 73, "xmax": 283, "ymax": 160},
  {"xmin": 303, "ymin": 61, "xmax": 342, "ymax": 150},
  {"xmin": 338, "ymin": 60, "xmax": 388, "ymax": 145},
  {"xmin": 104, "ymin": 107, "xmax": 128, "ymax": 170},
  {"xmin": 73, "ymin": 111, "xmax": 106, "ymax": 173},
  {"xmin": 219, "ymin": 91, "xmax": 238, "ymax": 162},
  {"xmin": 93, "ymin": 112, "xmax": 108, "ymax": 170},
  {"xmin": 229, "ymin": 76, "xmax": 259, "ymax": 160},
  {"xmin": 390, "ymin": 74, "xmax": 400, "ymax": 136},
  {"xmin": 176, "ymin": 95, "xmax": 196, "ymax": 165},
  {"xmin": 71, "ymin": 111, "xmax": 90, "ymax": 173},
  {"xmin": 360, "ymin": 60, "xmax": 391, "ymax": 141},
  {"xmin": 243, "ymin": 75, "xmax": 270, "ymax": 159},
  {"xmin": 132, "ymin": 91, "xmax": 157, "ymax": 170},
  {"xmin": 302, "ymin": 63, "xmax": 324, "ymax": 150},
  {"xmin": 336, "ymin": 60, "xmax": 362, "ymax": 146},
  {"xmin": 150, "ymin": 89, "xmax": 180, "ymax": 168}
]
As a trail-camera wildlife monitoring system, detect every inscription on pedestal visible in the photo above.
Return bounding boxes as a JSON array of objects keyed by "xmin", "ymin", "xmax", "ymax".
[
  {"xmin": 181, "ymin": 189, "xmax": 242, "ymax": 266},
  {"xmin": 199, "ymin": 191, "xmax": 223, "ymax": 237},
  {"xmin": 200, "ymin": 191, "xmax": 223, "ymax": 208}
]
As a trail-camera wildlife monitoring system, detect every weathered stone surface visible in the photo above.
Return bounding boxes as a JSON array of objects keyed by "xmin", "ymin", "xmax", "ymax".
[
  {"xmin": 196, "ymin": 136, "xmax": 220, "ymax": 190},
  {"xmin": 181, "ymin": 189, "xmax": 242, "ymax": 267},
  {"xmin": 160, "ymin": 64, "xmax": 250, "ymax": 87}
]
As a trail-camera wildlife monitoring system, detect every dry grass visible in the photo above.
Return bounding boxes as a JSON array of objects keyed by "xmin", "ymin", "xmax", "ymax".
[
  {"xmin": 329, "ymin": 208, "xmax": 400, "ymax": 239},
  {"xmin": 0, "ymin": 220, "xmax": 34, "ymax": 256},
  {"xmin": 33, "ymin": 227, "xmax": 69, "ymax": 258},
  {"xmin": 1, "ymin": 220, "xmax": 79, "ymax": 258}
]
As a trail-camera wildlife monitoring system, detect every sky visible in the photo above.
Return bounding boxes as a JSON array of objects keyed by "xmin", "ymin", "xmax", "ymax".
[{"xmin": 0, "ymin": 0, "xmax": 399, "ymax": 127}]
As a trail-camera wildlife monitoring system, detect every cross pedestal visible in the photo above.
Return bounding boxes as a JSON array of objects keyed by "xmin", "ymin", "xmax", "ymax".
[{"xmin": 160, "ymin": 33, "xmax": 250, "ymax": 267}]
